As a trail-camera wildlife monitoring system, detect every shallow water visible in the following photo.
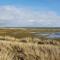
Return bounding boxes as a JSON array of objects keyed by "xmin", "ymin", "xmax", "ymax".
[
  {"xmin": 31, "ymin": 32, "xmax": 60, "ymax": 39},
  {"xmin": 47, "ymin": 32, "xmax": 60, "ymax": 38}
]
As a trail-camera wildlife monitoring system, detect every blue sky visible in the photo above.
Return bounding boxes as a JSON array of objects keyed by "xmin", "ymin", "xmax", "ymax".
[{"xmin": 0, "ymin": 0, "xmax": 60, "ymax": 27}]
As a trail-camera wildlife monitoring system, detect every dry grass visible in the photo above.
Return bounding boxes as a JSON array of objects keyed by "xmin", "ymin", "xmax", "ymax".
[
  {"xmin": 0, "ymin": 28, "xmax": 60, "ymax": 60},
  {"xmin": 0, "ymin": 40, "xmax": 60, "ymax": 60}
]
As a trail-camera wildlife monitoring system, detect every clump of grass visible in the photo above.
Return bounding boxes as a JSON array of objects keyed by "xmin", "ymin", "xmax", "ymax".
[{"xmin": 0, "ymin": 40, "xmax": 60, "ymax": 60}]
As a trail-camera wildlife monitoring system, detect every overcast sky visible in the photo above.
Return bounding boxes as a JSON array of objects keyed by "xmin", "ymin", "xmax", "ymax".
[{"xmin": 0, "ymin": 0, "xmax": 60, "ymax": 27}]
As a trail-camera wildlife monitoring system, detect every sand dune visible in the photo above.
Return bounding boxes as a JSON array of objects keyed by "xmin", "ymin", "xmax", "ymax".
[
  {"xmin": 0, "ymin": 40, "xmax": 60, "ymax": 60},
  {"xmin": 0, "ymin": 29, "xmax": 60, "ymax": 60}
]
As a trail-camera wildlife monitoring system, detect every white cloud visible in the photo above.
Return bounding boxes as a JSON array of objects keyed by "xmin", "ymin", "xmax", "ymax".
[{"xmin": 0, "ymin": 5, "xmax": 60, "ymax": 27}]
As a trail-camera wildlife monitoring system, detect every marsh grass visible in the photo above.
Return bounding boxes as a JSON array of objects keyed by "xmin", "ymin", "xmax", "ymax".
[
  {"xmin": 0, "ymin": 40, "xmax": 60, "ymax": 60},
  {"xmin": 0, "ymin": 29, "xmax": 60, "ymax": 60}
]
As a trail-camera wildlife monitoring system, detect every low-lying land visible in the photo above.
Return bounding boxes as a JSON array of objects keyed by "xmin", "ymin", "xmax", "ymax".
[{"xmin": 0, "ymin": 28, "xmax": 60, "ymax": 60}]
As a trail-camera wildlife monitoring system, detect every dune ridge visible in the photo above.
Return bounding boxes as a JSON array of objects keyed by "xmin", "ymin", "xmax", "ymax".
[{"xmin": 0, "ymin": 39, "xmax": 60, "ymax": 60}]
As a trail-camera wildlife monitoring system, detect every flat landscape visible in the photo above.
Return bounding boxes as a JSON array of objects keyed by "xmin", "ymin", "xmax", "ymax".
[{"xmin": 0, "ymin": 28, "xmax": 60, "ymax": 60}]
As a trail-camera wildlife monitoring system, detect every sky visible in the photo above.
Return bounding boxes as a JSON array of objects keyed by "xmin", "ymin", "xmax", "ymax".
[{"xmin": 0, "ymin": 0, "xmax": 60, "ymax": 27}]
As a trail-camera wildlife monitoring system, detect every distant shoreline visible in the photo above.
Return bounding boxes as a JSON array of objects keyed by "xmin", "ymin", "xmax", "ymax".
[{"xmin": 0, "ymin": 27, "xmax": 60, "ymax": 29}]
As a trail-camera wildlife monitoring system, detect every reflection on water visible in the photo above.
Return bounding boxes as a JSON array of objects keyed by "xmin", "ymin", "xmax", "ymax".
[
  {"xmin": 47, "ymin": 32, "xmax": 60, "ymax": 38},
  {"xmin": 31, "ymin": 32, "xmax": 60, "ymax": 39}
]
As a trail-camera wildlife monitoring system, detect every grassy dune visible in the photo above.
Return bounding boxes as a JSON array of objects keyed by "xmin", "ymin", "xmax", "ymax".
[
  {"xmin": 0, "ymin": 28, "xmax": 60, "ymax": 60},
  {"xmin": 0, "ymin": 40, "xmax": 60, "ymax": 60}
]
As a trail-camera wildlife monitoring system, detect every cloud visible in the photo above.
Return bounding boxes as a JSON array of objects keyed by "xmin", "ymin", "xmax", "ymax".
[{"xmin": 0, "ymin": 5, "xmax": 60, "ymax": 27}]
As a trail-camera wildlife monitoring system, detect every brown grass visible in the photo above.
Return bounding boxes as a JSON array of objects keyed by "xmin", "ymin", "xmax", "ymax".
[
  {"xmin": 0, "ymin": 29, "xmax": 60, "ymax": 60},
  {"xmin": 0, "ymin": 40, "xmax": 60, "ymax": 60}
]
